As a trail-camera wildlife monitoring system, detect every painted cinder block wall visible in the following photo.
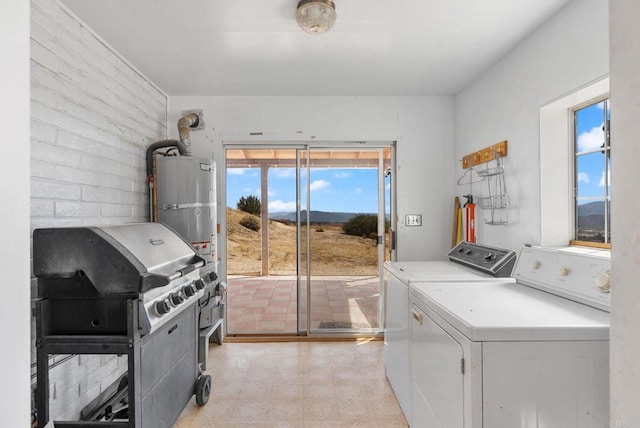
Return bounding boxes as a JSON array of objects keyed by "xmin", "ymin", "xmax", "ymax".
[{"xmin": 29, "ymin": 0, "xmax": 166, "ymax": 420}]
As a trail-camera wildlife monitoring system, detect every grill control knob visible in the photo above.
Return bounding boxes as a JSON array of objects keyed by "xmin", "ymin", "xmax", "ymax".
[
  {"xmin": 155, "ymin": 299, "xmax": 171, "ymax": 316},
  {"xmin": 194, "ymin": 279, "xmax": 205, "ymax": 290},
  {"xmin": 183, "ymin": 284, "xmax": 196, "ymax": 297},
  {"xmin": 207, "ymin": 271, "xmax": 218, "ymax": 282},
  {"xmin": 170, "ymin": 292, "xmax": 184, "ymax": 305}
]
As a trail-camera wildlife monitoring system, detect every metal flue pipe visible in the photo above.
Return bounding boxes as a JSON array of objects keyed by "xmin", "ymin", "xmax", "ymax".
[{"xmin": 177, "ymin": 113, "xmax": 200, "ymax": 156}]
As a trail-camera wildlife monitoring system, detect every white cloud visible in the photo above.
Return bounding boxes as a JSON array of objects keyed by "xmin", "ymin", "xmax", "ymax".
[
  {"xmin": 227, "ymin": 168, "xmax": 246, "ymax": 175},
  {"xmin": 352, "ymin": 187, "xmax": 362, "ymax": 193},
  {"xmin": 309, "ymin": 180, "xmax": 330, "ymax": 191},
  {"xmin": 577, "ymin": 124, "xmax": 604, "ymax": 151},
  {"xmin": 269, "ymin": 200, "xmax": 296, "ymax": 211},
  {"xmin": 577, "ymin": 172, "xmax": 590, "ymax": 184},
  {"xmin": 334, "ymin": 172, "xmax": 351, "ymax": 178},
  {"xmin": 273, "ymin": 168, "xmax": 296, "ymax": 178}
]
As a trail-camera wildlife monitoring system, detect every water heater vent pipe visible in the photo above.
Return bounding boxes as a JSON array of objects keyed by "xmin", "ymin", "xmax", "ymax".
[{"xmin": 177, "ymin": 113, "xmax": 200, "ymax": 156}]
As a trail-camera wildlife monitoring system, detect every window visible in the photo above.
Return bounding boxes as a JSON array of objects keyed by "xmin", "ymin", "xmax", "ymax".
[
  {"xmin": 572, "ymin": 99, "xmax": 611, "ymax": 247},
  {"xmin": 539, "ymin": 77, "xmax": 609, "ymax": 248}
]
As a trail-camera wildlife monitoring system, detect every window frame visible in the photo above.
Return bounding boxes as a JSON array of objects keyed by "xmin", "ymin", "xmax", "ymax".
[
  {"xmin": 569, "ymin": 97, "xmax": 611, "ymax": 249},
  {"xmin": 539, "ymin": 77, "xmax": 610, "ymax": 249}
]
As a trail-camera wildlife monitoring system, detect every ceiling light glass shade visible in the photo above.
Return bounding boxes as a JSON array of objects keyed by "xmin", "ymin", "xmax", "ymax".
[{"xmin": 296, "ymin": 0, "xmax": 336, "ymax": 35}]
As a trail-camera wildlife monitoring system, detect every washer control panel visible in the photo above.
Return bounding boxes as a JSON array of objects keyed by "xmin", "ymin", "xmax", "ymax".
[{"xmin": 513, "ymin": 246, "xmax": 611, "ymax": 311}]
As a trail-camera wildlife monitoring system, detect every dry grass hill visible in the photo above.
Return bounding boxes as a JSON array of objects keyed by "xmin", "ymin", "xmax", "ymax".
[{"xmin": 226, "ymin": 208, "xmax": 380, "ymax": 276}]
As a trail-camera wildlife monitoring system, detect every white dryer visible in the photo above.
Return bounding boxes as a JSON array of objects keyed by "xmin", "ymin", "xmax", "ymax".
[
  {"xmin": 384, "ymin": 242, "xmax": 516, "ymax": 422},
  {"xmin": 410, "ymin": 246, "xmax": 611, "ymax": 428}
]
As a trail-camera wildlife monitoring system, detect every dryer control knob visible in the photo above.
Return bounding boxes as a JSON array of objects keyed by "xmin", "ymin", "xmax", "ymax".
[
  {"xmin": 595, "ymin": 272, "xmax": 611, "ymax": 293},
  {"xmin": 560, "ymin": 267, "xmax": 570, "ymax": 276}
]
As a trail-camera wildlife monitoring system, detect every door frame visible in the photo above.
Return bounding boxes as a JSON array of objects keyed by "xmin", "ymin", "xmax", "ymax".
[{"xmin": 221, "ymin": 141, "xmax": 396, "ymax": 337}]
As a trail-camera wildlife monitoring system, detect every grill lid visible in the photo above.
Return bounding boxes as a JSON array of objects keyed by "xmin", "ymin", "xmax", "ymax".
[{"xmin": 33, "ymin": 223, "xmax": 205, "ymax": 295}]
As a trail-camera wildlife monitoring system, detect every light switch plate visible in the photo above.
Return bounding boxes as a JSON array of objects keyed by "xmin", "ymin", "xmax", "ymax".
[{"xmin": 406, "ymin": 214, "xmax": 422, "ymax": 226}]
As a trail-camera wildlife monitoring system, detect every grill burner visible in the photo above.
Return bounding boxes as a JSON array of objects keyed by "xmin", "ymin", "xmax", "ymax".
[{"xmin": 34, "ymin": 223, "xmax": 215, "ymax": 428}]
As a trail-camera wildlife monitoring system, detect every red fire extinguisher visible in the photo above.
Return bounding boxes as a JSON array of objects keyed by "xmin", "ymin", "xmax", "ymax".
[{"xmin": 463, "ymin": 194, "xmax": 476, "ymax": 243}]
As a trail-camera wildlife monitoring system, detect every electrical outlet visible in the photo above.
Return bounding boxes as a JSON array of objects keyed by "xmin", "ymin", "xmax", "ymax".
[{"xmin": 406, "ymin": 214, "xmax": 422, "ymax": 226}]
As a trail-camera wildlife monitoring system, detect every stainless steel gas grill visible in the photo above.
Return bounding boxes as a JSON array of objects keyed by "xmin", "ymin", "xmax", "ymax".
[{"xmin": 33, "ymin": 223, "xmax": 214, "ymax": 428}]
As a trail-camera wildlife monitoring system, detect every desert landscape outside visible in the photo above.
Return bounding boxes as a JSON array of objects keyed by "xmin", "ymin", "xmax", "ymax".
[{"xmin": 226, "ymin": 207, "xmax": 390, "ymax": 334}]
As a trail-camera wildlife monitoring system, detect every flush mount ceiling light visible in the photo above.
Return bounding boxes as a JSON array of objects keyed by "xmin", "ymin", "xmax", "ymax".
[{"xmin": 296, "ymin": 0, "xmax": 336, "ymax": 35}]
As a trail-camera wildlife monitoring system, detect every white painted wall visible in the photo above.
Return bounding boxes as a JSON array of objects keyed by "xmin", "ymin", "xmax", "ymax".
[
  {"xmin": 609, "ymin": 1, "xmax": 640, "ymax": 425},
  {"xmin": 0, "ymin": 1, "xmax": 31, "ymax": 426},
  {"xmin": 454, "ymin": 0, "xmax": 609, "ymax": 250},
  {"xmin": 168, "ymin": 96, "xmax": 456, "ymax": 265},
  {"xmin": 29, "ymin": 0, "xmax": 167, "ymax": 421}
]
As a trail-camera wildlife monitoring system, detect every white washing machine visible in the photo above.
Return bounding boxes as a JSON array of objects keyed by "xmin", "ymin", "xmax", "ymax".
[
  {"xmin": 410, "ymin": 246, "xmax": 611, "ymax": 428},
  {"xmin": 384, "ymin": 242, "xmax": 517, "ymax": 422}
]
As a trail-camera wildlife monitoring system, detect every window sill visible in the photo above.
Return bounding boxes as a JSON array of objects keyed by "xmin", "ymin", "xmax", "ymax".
[{"xmin": 552, "ymin": 244, "xmax": 611, "ymax": 259}]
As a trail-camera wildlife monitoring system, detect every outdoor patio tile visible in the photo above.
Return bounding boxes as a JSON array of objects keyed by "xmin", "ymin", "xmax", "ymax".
[
  {"xmin": 265, "ymin": 306, "xmax": 289, "ymax": 314},
  {"xmin": 263, "ymin": 313, "xmax": 287, "ymax": 321},
  {"xmin": 270, "ymin": 299, "xmax": 292, "ymax": 307},
  {"xmin": 261, "ymin": 320, "xmax": 287, "ymax": 330}
]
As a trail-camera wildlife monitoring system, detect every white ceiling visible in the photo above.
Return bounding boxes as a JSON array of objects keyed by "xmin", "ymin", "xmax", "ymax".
[{"xmin": 60, "ymin": 0, "xmax": 571, "ymax": 96}]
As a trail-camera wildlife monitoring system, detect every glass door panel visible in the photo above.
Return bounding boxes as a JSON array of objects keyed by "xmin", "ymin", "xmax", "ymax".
[
  {"xmin": 304, "ymin": 148, "xmax": 388, "ymax": 333},
  {"xmin": 225, "ymin": 147, "xmax": 299, "ymax": 334}
]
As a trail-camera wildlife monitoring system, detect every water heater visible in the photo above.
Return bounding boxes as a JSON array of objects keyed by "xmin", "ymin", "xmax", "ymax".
[{"xmin": 155, "ymin": 156, "xmax": 217, "ymax": 268}]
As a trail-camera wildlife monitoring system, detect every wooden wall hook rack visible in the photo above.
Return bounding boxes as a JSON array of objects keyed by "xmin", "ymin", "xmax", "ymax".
[{"xmin": 462, "ymin": 141, "xmax": 508, "ymax": 169}]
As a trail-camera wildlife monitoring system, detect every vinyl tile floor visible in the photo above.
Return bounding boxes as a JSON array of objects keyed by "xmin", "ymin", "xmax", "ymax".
[{"xmin": 176, "ymin": 340, "xmax": 408, "ymax": 427}]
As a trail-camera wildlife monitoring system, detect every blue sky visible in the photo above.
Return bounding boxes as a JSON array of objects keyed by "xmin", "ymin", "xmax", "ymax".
[
  {"xmin": 575, "ymin": 100, "xmax": 610, "ymax": 202},
  {"xmin": 227, "ymin": 167, "xmax": 390, "ymax": 214}
]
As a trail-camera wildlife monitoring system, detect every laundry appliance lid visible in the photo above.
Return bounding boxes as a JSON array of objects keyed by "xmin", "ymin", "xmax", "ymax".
[
  {"xmin": 410, "ymin": 281, "xmax": 609, "ymax": 342},
  {"xmin": 385, "ymin": 261, "xmax": 515, "ymax": 285}
]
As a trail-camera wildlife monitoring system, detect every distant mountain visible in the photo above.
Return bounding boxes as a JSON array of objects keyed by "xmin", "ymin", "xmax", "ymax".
[
  {"xmin": 577, "ymin": 201, "xmax": 606, "ymax": 230},
  {"xmin": 578, "ymin": 214, "xmax": 605, "ymax": 229},
  {"xmin": 577, "ymin": 201, "xmax": 605, "ymax": 216},
  {"xmin": 269, "ymin": 210, "xmax": 373, "ymax": 223}
]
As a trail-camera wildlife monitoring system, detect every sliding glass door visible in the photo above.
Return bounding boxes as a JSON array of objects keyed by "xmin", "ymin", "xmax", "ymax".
[
  {"xmin": 225, "ymin": 144, "xmax": 393, "ymax": 336},
  {"xmin": 299, "ymin": 147, "xmax": 390, "ymax": 334}
]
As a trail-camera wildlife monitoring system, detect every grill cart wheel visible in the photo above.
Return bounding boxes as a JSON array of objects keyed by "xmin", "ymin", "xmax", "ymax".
[{"xmin": 195, "ymin": 374, "xmax": 211, "ymax": 406}]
